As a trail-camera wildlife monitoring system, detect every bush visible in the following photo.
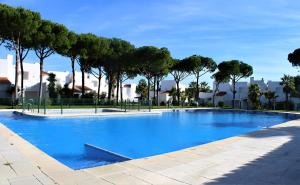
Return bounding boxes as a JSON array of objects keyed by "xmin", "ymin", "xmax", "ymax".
[
  {"xmin": 276, "ymin": 101, "xmax": 294, "ymax": 110},
  {"xmin": 189, "ymin": 101, "xmax": 198, "ymax": 106},
  {"xmin": 218, "ymin": 101, "xmax": 224, "ymax": 108},
  {"xmin": 172, "ymin": 100, "xmax": 179, "ymax": 106},
  {"xmin": 160, "ymin": 101, "xmax": 166, "ymax": 106}
]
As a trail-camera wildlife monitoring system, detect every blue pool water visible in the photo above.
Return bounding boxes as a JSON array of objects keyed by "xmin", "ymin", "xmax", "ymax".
[{"xmin": 0, "ymin": 110, "xmax": 297, "ymax": 170}]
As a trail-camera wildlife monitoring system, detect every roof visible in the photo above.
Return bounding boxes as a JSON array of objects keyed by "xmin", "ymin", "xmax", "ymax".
[
  {"xmin": 74, "ymin": 85, "xmax": 93, "ymax": 92},
  {"xmin": 123, "ymin": 84, "xmax": 131, "ymax": 88},
  {"xmin": 216, "ymin": 91, "xmax": 227, "ymax": 96},
  {"xmin": 42, "ymin": 71, "xmax": 49, "ymax": 76},
  {"xmin": 0, "ymin": 77, "xmax": 11, "ymax": 84}
]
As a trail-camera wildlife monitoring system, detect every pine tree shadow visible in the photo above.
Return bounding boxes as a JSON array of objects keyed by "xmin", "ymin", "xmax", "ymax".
[{"xmin": 204, "ymin": 123, "xmax": 300, "ymax": 185}]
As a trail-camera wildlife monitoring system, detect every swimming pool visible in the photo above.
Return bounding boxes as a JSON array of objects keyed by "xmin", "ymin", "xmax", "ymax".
[{"xmin": 0, "ymin": 110, "xmax": 297, "ymax": 170}]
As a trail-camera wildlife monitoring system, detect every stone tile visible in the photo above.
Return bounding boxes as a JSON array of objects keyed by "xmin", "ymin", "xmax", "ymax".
[
  {"xmin": 0, "ymin": 164, "xmax": 17, "ymax": 179},
  {"xmin": 33, "ymin": 172, "xmax": 57, "ymax": 185},
  {"xmin": 159, "ymin": 163, "xmax": 216, "ymax": 184},
  {"xmin": 120, "ymin": 164, "xmax": 186, "ymax": 185},
  {"xmin": 11, "ymin": 161, "xmax": 40, "ymax": 176},
  {"xmin": 8, "ymin": 176, "xmax": 41, "ymax": 185},
  {"xmin": 82, "ymin": 177, "xmax": 113, "ymax": 185},
  {"xmin": 85, "ymin": 164, "xmax": 128, "ymax": 177},
  {"xmin": 0, "ymin": 179, "xmax": 9, "ymax": 185},
  {"xmin": 1, "ymin": 151, "xmax": 23, "ymax": 163},
  {"xmin": 103, "ymin": 172, "xmax": 151, "ymax": 185},
  {"xmin": 128, "ymin": 156, "xmax": 182, "ymax": 172},
  {"xmin": 44, "ymin": 171, "xmax": 93, "ymax": 185}
]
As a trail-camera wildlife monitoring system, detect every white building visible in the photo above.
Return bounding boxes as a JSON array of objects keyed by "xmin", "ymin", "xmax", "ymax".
[
  {"xmin": 119, "ymin": 84, "xmax": 138, "ymax": 101},
  {"xmin": 160, "ymin": 80, "xmax": 186, "ymax": 92},
  {"xmin": 0, "ymin": 54, "xmax": 42, "ymax": 89},
  {"xmin": 209, "ymin": 77, "xmax": 292, "ymax": 109},
  {"xmin": 0, "ymin": 54, "xmax": 140, "ymax": 100}
]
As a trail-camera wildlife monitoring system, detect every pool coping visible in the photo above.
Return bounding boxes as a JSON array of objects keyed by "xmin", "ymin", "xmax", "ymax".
[{"xmin": 0, "ymin": 108, "xmax": 299, "ymax": 184}]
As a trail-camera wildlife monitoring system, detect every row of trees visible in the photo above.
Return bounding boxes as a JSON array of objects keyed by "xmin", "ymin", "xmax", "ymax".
[
  {"xmin": 0, "ymin": 4, "xmax": 254, "ymax": 109},
  {"xmin": 247, "ymin": 75, "xmax": 297, "ymax": 110}
]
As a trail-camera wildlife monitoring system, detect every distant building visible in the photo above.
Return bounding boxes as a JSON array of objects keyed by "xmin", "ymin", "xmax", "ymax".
[
  {"xmin": 208, "ymin": 77, "xmax": 293, "ymax": 109},
  {"xmin": 120, "ymin": 84, "xmax": 138, "ymax": 101},
  {"xmin": 160, "ymin": 80, "xmax": 186, "ymax": 92}
]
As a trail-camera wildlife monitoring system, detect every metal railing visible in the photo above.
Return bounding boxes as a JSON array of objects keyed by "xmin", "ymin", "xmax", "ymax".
[{"xmin": 15, "ymin": 97, "xmax": 157, "ymax": 115}]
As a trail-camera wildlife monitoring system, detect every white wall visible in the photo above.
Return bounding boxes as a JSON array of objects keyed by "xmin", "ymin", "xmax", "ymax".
[
  {"xmin": 48, "ymin": 71, "xmax": 70, "ymax": 86},
  {"xmin": 68, "ymin": 71, "xmax": 108, "ymax": 94},
  {"xmin": 160, "ymin": 80, "xmax": 185, "ymax": 92},
  {"xmin": 0, "ymin": 55, "xmax": 14, "ymax": 83},
  {"xmin": 120, "ymin": 84, "xmax": 138, "ymax": 101}
]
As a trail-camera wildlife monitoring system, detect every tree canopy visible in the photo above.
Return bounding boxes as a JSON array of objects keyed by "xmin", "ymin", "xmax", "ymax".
[
  {"xmin": 217, "ymin": 60, "xmax": 253, "ymax": 108},
  {"xmin": 170, "ymin": 58, "xmax": 190, "ymax": 104},
  {"xmin": 248, "ymin": 84, "xmax": 261, "ymax": 109},
  {"xmin": 33, "ymin": 20, "xmax": 70, "ymax": 105},
  {"xmin": 183, "ymin": 55, "xmax": 217, "ymax": 101},
  {"xmin": 134, "ymin": 46, "xmax": 172, "ymax": 102},
  {"xmin": 0, "ymin": 4, "xmax": 41, "ymax": 100},
  {"xmin": 288, "ymin": 48, "xmax": 300, "ymax": 67},
  {"xmin": 280, "ymin": 75, "xmax": 295, "ymax": 110}
]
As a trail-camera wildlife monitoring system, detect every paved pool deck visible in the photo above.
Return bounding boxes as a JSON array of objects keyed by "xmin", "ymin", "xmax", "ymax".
[{"xmin": 0, "ymin": 110, "xmax": 299, "ymax": 185}]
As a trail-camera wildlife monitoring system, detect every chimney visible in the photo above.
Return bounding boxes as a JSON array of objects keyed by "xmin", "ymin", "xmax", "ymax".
[
  {"xmin": 250, "ymin": 77, "xmax": 254, "ymax": 84},
  {"xmin": 6, "ymin": 54, "xmax": 13, "ymax": 64}
]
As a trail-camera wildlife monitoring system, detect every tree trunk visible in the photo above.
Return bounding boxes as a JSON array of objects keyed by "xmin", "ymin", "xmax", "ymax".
[
  {"xmin": 71, "ymin": 58, "xmax": 75, "ymax": 97},
  {"xmin": 97, "ymin": 67, "xmax": 102, "ymax": 102},
  {"xmin": 20, "ymin": 52, "xmax": 24, "ymax": 105},
  {"xmin": 81, "ymin": 68, "xmax": 85, "ymax": 97},
  {"xmin": 196, "ymin": 74, "xmax": 199, "ymax": 102},
  {"xmin": 213, "ymin": 83, "xmax": 219, "ymax": 107},
  {"xmin": 108, "ymin": 74, "xmax": 112, "ymax": 102},
  {"xmin": 156, "ymin": 80, "xmax": 159, "ymax": 106},
  {"xmin": 38, "ymin": 57, "xmax": 43, "ymax": 107},
  {"xmin": 153, "ymin": 76, "xmax": 156, "ymax": 105},
  {"xmin": 285, "ymin": 92, "xmax": 288, "ymax": 110},
  {"xmin": 14, "ymin": 49, "xmax": 20, "ymax": 101},
  {"xmin": 232, "ymin": 79, "xmax": 236, "ymax": 109},
  {"xmin": 176, "ymin": 81, "xmax": 180, "ymax": 106},
  {"xmin": 20, "ymin": 62, "xmax": 24, "ymax": 106},
  {"xmin": 120, "ymin": 79, "xmax": 123, "ymax": 102},
  {"xmin": 147, "ymin": 78, "xmax": 150, "ymax": 104},
  {"xmin": 116, "ymin": 72, "xmax": 120, "ymax": 105}
]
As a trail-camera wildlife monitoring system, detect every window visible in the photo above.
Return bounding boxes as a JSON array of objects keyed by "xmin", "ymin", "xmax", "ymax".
[
  {"xmin": 92, "ymin": 80, "xmax": 98, "ymax": 87},
  {"xmin": 24, "ymin": 71, "xmax": 29, "ymax": 80}
]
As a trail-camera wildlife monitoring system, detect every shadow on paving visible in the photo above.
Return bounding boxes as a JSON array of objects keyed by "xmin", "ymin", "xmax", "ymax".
[{"xmin": 204, "ymin": 125, "xmax": 300, "ymax": 185}]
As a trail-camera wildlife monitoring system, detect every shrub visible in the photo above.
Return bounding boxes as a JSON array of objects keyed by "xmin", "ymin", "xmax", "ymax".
[
  {"xmin": 276, "ymin": 101, "xmax": 294, "ymax": 110},
  {"xmin": 218, "ymin": 101, "xmax": 224, "ymax": 108}
]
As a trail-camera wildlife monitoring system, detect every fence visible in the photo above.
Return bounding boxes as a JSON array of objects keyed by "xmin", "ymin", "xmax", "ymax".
[{"xmin": 17, "ymin": 98, "xmax": 159, "ymax": 115}]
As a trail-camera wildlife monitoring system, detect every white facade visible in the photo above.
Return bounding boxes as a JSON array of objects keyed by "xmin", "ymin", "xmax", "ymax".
[
  {"xmin": 160, "ymin": 80, "xmax": 186, "ymax": 92},
  {"xmin": 211, "ymin": 77, "xmax": 291, "ymax": 108},
  {"xmin": 267, "ymin": 81, "xmax": 285, "ymax": 102},
  {"xmin": 119, "ymin": 84, "xmax": 138, "ymax": 101},
  {"xmin": 0, "ymin": 55, "xmax": 14, "ymax": 83},
  {"xmin": 0, "ymin": 54, "xmax": 140, "ymax": 100},
  {"xmin": 67, "ymin": 71, "xmax": 108, "ymax": 94},
  {"xmin": 0, "ymin": 54, "xmax": 43, "ymax": 88}
]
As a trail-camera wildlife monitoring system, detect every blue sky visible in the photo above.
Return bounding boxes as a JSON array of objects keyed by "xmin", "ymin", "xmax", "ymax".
[{"xmin": 0, "ymin": 0, "xmax": 299, "ymax": 86}]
